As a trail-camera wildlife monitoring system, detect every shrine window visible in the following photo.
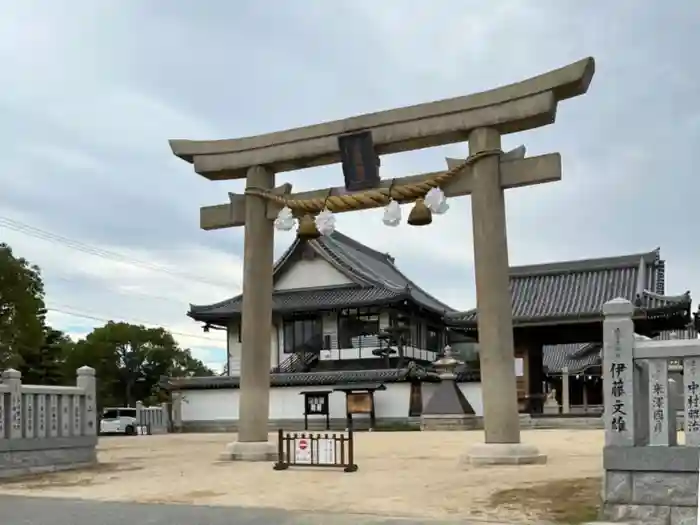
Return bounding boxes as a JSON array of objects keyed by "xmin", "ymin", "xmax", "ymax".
[
  {"xmin": 426, "ymin": 325, "xmax": 442, "ymax": 352},
  {"xmin": 337, "ymin": 308, "xmax": 381, "ymax": 348},
  {"xmin": 410, "ymin": 320, "xmax": 423, "ymax": 348},
  {"xmin": 282, "ymin": 317, "xmax": 323, "ymax": 354}
]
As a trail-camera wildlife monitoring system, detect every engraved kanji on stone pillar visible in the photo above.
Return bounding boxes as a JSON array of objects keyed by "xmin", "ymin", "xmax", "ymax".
[
  {"xmin": 59, "ymin": 395, "xmax": 70, "ymax": 436},
  {"xmin": 49, "ymin": 394, "xmax": 58, "ymax": 437},
  {"xmin": 72, "ymin": 394, "xmax": 82, "ymax": 436},
  {"xmin": 36, "ymin": 394, "xmax": 47, "ymax": 438},
  {"xmin": 24, "ymin": 393, "xmax": 35, "ymax": 439},
  {"xmin": 76, "ymin": 366, "xmax": 97, "ymax": 436},
  {"xmin": 2, "ymin": 369, "xmax": 23, "ymax": 440},
  {"xmin": 602, "ymin": 298, "xmax": 636, "ymax": 446},
  {"xmin": 648, "ymin": 358, "xmax": 675, "ymax": 446},
  {"xmin": 683, "ymin": 357, "xmax": 700, "ymax": 446}
]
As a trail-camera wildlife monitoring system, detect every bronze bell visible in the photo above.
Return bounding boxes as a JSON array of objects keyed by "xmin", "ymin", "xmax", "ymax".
[
  {"xmin": 297, "ymin": 214, "xmax": 321, "ymax": 240},
  {"xmin": 407, "ymin": 199, "xmax": 433, "ymax": 226}
]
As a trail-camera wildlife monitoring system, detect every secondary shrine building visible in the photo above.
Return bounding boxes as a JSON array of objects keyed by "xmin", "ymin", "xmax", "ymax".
[{"xmin": 167, "ymin": 232, "xmax": 693, "ymax": 431}]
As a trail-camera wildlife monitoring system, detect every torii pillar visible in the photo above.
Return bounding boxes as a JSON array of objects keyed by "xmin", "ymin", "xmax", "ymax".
[{"xmin": 169, "ymin": 56, "xmax": 595, "ymax": 464}]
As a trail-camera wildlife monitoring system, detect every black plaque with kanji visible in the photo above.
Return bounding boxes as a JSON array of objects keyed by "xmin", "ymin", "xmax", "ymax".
[
  {"xmin": 300, "ymin": 390, "xmax": 332, "ymax": 430},
  {"xmin": 338, "ymin": 131, "xmax": 380, "ymax": 192},
  {"xmin": 305, "ymin": 393, "xmax": 329, "ymax": 415}
]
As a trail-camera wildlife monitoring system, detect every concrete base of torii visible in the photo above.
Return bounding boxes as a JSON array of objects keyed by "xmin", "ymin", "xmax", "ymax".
[
  {"xmin": 462, "ymin": 442, "xmax": 547, "ymax": 466},
  {"xmin": 219, "ymin": 440, "xmax": 278, "ymax": 462}
]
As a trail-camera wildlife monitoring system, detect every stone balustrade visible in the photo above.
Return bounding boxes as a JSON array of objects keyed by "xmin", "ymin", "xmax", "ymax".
[
  {"xmin": 135, "ymin": 400, "xmax": 170, "ymax": 434},
  {"xmin": 601, "ymin": 298, "xmax": 699, "ymax": 524},
  {"xmin": 0, "ymin": 366, "xmax": 98, "ymax": 478}
]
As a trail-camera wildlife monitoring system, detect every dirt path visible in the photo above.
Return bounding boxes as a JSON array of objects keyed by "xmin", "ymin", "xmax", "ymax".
[{"xmin": 0, "ymin": 430, "xmax": 604, "ymax": 523}]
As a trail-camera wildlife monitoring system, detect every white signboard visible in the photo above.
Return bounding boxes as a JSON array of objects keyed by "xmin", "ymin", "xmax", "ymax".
[
  {"xmin": 514, "ymin": 358, "xmax": 524, "ymax": 378},
  {"xmin": 294, "ymin": 437, "xmax": 336, "ymax": 465},
  {"xmin": 316, "ymin": 438, "xmax": 336, "ymax": 464},
  {"xmin": 294, "ymin": 438, "xmax": 311, "ymax": 464}
]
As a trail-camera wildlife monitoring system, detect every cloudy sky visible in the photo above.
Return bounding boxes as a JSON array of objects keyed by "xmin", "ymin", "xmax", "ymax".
[{"xmin": 0, "ymin": 1, "xmax": 697, "ymax": 371}]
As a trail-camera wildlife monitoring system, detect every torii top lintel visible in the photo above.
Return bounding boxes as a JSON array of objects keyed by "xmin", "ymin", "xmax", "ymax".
[{"xmin": 169, "ymin": 57, "xmax": 594, "ymax": 181}]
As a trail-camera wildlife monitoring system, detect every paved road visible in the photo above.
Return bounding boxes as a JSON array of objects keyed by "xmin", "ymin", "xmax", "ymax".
[{"xmin": 0, "ymin": 495, "xmax": 524, "ymax": 525}]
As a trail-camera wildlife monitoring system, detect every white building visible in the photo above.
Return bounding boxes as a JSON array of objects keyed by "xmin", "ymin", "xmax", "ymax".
[
  {"xmin": 166, "ymin": 235, "xmax": 692, "ymax": 430},
  {"xmin": 169, "ymin": 231, "xmax": 482, "ymax": 431}
]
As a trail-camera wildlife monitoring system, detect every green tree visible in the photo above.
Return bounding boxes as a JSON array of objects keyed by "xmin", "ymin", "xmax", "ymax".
[
  {"xmin": 20, "ymin": 327, "xmax": 74, "ymax": 385},
  {"xmin": 65, "ymin": 322, "xmax": 214, "ymax": 408},
  {"xmin": 0, "ymin": 243, "xmax": 46, "ymax": 370}
]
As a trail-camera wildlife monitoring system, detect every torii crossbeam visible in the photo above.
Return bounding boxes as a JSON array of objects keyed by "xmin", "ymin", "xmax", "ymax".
[{"xmin": 169, "ymin": 57, "xmax": 595, "ymax": 465}]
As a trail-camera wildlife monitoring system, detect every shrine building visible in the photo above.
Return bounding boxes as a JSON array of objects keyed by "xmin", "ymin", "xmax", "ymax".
[{"xmin": 165, "ymin": 232, "xmax": 693, "ymax": 431}]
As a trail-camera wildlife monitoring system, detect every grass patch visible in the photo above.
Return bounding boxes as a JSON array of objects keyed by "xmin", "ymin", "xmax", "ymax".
[{"xmin": 489, "ymin": 476, "xmax": 601, "ymax": 524}]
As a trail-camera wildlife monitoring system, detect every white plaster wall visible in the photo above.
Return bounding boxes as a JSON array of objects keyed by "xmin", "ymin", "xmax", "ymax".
[
  {"xmin": 275, "ymin": 259, "xmax": 352, "ymax": 290},
  {"xmin": 227, "ymin": 322, "xmax": 279, "ymax": 375},
  {"xmin": 225, "ymin": 252, "xmax": 442, "ymax": 372},
  {"xmin": 180, "ymin": 382, "xmax": 413, "ymax": 422},
  {"xmin": 459, "ymin": 382, "xmax": 483, "ymax": 416},
  {"xmin": 227, "ymin": 324, "xmax": 241, "ymax": 376}
]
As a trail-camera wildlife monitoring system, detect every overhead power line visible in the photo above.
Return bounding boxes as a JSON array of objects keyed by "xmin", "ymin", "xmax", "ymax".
[
  {"xmin": 0, "ymin": 215, "xmax": 227, "ymax": 345},
  {"xmin": 46, "ymin": 304, "xmax": 225, "ymax": 344},
  {"xmin": 46, "ymin": 272, "xmax": 191, "ymax": 307},
  {"xmin": 0, "ymin": 215, "xmax": 234, "ymax": 289}
]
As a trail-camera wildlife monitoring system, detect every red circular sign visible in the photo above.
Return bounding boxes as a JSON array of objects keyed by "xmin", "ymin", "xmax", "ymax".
[{"xmin": 298, "ymin": 439, "xmax": 308, "ymax": 450}]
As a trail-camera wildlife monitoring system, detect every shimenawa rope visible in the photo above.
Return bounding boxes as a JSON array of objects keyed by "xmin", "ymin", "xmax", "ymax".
[{"xmin": 244, "ymin": 148, "xmax": 503, "ymax": 214}]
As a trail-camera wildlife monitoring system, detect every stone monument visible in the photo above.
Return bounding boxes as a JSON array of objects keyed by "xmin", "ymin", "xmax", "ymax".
[{"xmin": 169, "ymin": 57, "xmax": 595, "ymax": 464}]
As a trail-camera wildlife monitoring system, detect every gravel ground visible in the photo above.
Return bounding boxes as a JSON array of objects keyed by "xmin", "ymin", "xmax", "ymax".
[{"xmin": 0, "ymin": 430, "xmax": 605, "ymax": 522}]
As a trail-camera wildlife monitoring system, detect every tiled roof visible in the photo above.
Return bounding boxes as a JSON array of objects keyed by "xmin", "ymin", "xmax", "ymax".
[
  {"xmin": 543, "ymin": 327, "xmax": 698, "ymax": 374},
  {"xmin": 166, "ymin": 366, "xmax": 438, "ymax": 390},
  {"xmin": 543, "ymin": 343, "xmax": 601, "ymax": 375},
  {"xmin": 189, "ymin": 231, "xmax": 454, "ymax": 321},
  {"xmin": 445, "ymin": 248, "xmax": 691, "ymax": 327}
]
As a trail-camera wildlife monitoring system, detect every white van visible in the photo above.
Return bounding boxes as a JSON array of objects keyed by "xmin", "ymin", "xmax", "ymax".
[{"xmin": 99, "ymin": 407, "xmax": 138, "ymax": 435}]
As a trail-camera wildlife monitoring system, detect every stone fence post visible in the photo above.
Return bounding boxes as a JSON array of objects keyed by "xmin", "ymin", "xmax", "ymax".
[
  {"xmin": 171, "ymin": 392, "xmax": 183, "ymax": 432},
  {"xmin": 2, "ymin": 369, "xmax": 22, "ymax": 439},
  {"xmin": 136, "ymin": 400, "xmax": 144, "ymax": 425},
  {"xmin": 161, "ymin": 402, "xmax": 171, "ymax": 430},
  {"xmin": 602, "ymin": 298, "xmax": 637, "ymax": 446},
  {"xmin": 76, "ymin": 366, "xmax": 97, "ymax": 436},
  {"xmin": 602, "ymin": 298, "xmax": 652, "ymax": 447}
]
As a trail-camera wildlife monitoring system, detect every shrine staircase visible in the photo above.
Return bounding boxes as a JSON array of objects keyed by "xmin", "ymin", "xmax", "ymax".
[{"xmin": 273, "ymin": 351, "xmax": 319, "ymax": 374}]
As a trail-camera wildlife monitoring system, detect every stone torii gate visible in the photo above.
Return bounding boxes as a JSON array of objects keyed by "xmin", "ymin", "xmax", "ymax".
[{"xmin": 170, "ymin": 57, "xmax": 595, "ymax": 465}]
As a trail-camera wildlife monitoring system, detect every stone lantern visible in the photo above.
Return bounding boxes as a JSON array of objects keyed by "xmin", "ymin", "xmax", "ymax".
[
  {"xmin": 420, "ymin": 345, "xmax": 477, "ymax": 431},
  {"xmin": 433, "ymin": 345, "xmax": 461, "ymax": 380}
]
